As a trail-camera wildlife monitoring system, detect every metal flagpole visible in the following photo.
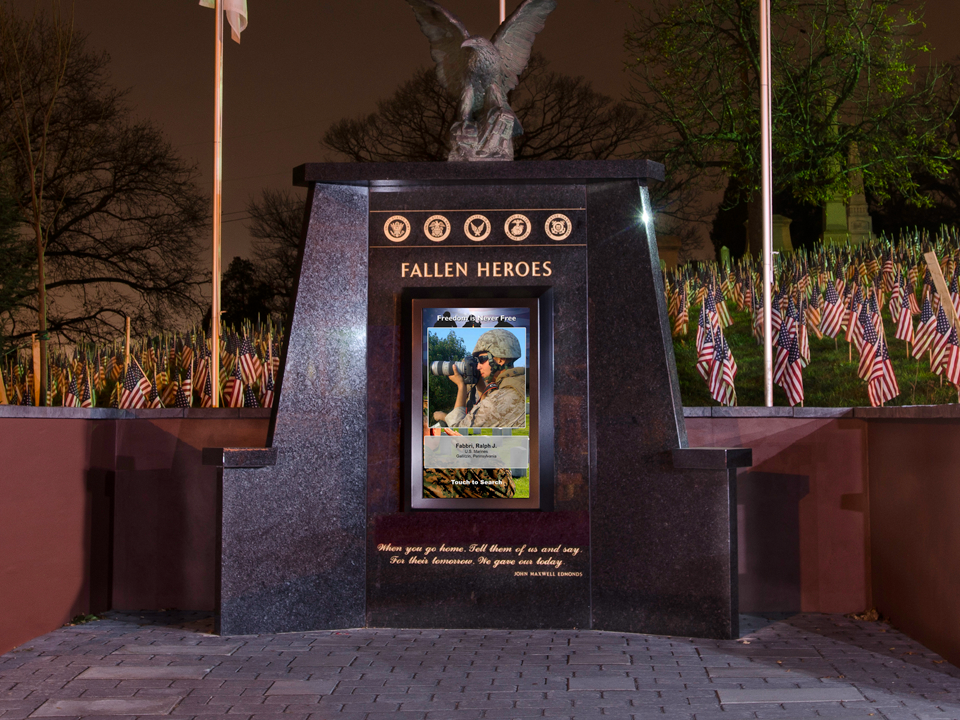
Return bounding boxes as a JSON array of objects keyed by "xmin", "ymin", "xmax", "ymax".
[
  {"xmin": 211, "ymin": 0, "xmax": 223, "ymax": 408},
  {"xmin": 500, "ymin": 0, "xmax": 505, "ymax": 23},
  {"xmin": 760, "ymin": 0, "xmax": 773, "ymax": 406}
]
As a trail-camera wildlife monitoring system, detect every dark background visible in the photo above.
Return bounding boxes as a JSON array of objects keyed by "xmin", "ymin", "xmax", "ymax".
[{"xmin": 11, "ymin": 0, "xmax": 960, "ymax": 266}]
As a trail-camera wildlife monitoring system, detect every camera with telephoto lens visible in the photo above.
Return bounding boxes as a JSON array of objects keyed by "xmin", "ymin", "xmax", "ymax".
[{"xmin": 430, "ymin": 356, "xmax": 479, "ymax": 385}]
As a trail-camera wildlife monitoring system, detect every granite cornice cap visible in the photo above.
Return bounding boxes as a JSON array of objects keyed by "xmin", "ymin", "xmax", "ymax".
[{"xmin": 294, "ymin": 159, "xmax": 665, "ymax": 188}]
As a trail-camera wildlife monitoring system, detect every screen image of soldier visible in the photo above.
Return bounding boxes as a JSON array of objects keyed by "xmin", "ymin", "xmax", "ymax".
[
  {"xmin": 434, "ymin": 329, "xmax": 526, "ymax": 429},
  {"xmin": 422, "ymin": 403, "xmax": 515, "ymax": 498}
]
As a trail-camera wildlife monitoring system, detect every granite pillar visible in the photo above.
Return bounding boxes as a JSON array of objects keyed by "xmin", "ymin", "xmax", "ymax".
[{"xmin": 214, "ymin": 184, "xmax": 368, "ymax": 635}]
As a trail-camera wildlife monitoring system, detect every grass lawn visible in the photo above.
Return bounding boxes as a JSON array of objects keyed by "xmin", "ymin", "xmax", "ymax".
[{"xmin": 674, "ymin": 306, "xmax": 960, "ymax": 407}]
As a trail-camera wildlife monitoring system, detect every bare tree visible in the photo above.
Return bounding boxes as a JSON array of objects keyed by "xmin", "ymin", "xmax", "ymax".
[
  {"xmin": 247, "ymin": 56, "xmax": 657, "ymax": 300},
  {"xmin": 0, "ymin": 2, "xmax": 73, "ymax": 397},
  {"xmin": 0, "ymin": 5, "xmax": 208, "ymax": 390},
  {"xmin": 323, "ymin": 54, "xmax": 654, "ymax": 162},
  {"xmin": 0, "ymin": 191, "xmax": 30, "ymax": 357},
  {"xmin": 247, "ymin": 188, "xmax": 304, "ymax": 316}
]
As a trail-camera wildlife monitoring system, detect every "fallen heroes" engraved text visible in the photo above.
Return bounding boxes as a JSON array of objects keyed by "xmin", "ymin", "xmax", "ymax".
[{"xmin": 401, "ymin": 261, "xmax": 552, "ymax": 278}]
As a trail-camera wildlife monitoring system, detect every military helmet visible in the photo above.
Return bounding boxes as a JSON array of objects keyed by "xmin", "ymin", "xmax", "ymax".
[{"xmin": 473, "ymin": 329, "xmax": 521, "ymax": 360}]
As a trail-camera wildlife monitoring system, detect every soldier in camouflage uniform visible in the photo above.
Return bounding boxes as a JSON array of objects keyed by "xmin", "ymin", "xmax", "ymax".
[{"xmin": 438, "ymin": 329, "xmax": 526, "ymax": 429}]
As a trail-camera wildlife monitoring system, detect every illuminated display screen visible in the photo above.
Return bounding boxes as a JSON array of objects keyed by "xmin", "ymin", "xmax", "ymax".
[{"xmin": 411, "ymin": 299, "xmax": 540, "ymax": 510}]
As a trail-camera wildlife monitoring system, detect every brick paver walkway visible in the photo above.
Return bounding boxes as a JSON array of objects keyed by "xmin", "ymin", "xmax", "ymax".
[{"xmin": 2, "ymin": 612, "xmax": 959, "ymax": 720}]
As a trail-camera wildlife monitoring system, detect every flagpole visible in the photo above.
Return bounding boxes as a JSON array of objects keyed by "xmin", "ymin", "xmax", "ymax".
[
  {"xmin": 760, "ymin": 0, "xmax": 773, "ymax": 406},
  {"xmin": 211, "ymin": 0, "xmax": 223, "ymax": 408},
  {"xmin": 500, "ymin": 0, "xmax": 505, "ymax": 22}
]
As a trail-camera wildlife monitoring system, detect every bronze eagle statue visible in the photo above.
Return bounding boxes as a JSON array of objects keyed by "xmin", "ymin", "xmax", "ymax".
[{"xmin": 404, "ymin": 0, "xmax": 557, "ymax": 161}]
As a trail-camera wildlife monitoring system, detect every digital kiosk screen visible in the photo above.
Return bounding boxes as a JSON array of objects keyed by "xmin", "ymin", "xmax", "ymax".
[{"xmin": 411, "ymin": 300, "xmax": 540, "ymax": 510}]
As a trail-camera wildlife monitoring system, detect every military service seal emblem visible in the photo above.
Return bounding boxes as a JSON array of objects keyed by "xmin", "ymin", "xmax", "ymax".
[
  {"xmin": 464, "ymin": 214, "xmax": 492, "ymax": 241},
  {"xmin": 384, "ymin": 215, "xmax": 411, "ymax": 242},
  {"xmin": 424, "ymin": 215, "xmax": 452, "ymax": 242},
  {"xmin": 545, "ymin": 213, "xmax": 572, "ymax": 241},
  {"xmin": 504, "ymin": 214, "xmax": 532, "ymax": 241}
]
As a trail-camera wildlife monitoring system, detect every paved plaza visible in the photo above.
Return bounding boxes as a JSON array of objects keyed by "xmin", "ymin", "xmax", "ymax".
[{"xmin": 1, "ymin": 612, "xmax": 959, "ymax": 720}]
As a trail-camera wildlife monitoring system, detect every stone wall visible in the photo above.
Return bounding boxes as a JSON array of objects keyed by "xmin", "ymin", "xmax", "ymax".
[
  {"xmin": 0, "ymin": 407, "xmax": 270, "ymax": 655},
  {"xmin": 3, "ymin": 405, "xmax": 960, "ymax": 667}
]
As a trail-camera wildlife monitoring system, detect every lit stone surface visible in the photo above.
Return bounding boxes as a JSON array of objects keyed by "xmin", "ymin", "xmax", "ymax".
[{"xmin": 31, "ymin": 698, "xmax": 180, "ymax": 716}]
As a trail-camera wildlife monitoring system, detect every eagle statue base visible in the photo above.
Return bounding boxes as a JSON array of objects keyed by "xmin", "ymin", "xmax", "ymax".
[{"xmin": 449, "ymin": 108, "xmax": 518, "ymax": 161}]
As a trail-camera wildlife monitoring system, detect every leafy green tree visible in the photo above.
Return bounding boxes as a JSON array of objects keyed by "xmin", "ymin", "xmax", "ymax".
[
  {"xmin": 426, "ymin": 330, "xmax": 467, "ymax": 424},
  {"xmin": 866, "ymin": 62, "xmax": 960, "ymax": 238},
  {"xmin": 626, "ymin": 0, "xmax": 956, "ymax": 256}
]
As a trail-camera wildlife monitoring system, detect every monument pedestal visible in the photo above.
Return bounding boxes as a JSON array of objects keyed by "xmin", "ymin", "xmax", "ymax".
[
  {"xmin": 847, "ymin": 192, "xmax": 874, "ymax": 245},
  {"xmin": 822, "ymin": 197, "xmax": 848, "ymax": 245},
  {"xmin": 207, "ymin": 161, "xmax": 750, "ymax": 639}
]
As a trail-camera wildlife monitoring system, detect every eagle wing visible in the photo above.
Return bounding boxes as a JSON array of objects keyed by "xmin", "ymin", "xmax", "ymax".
[
  {"xmin": 404, "ymin": 0, "xmax": 470, "ymax": 92},
  {"xmin": 491, "ymin": 0, "xmax": 557, "ymax": 92}
]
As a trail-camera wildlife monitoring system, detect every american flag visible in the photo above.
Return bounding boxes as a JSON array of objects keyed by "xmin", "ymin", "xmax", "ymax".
[
  {"xmin": 201, "ymin": 365, "xmax": 214, "ymax": 408},
  {"xmin": 673, "ymin": 293, "xmax": 688, "ymax": 337},
  {"xmin": 843, "ymin": 288, "xmax": 861, "ymax": 343},
  {"xmin": 180, "ymin": 335, "xmax": 194, "ymax": 371},
  {"xmin": 260, "ymin": 366, "xmax": 275, "ymax": 408},
  {"xmin": 752, "ymin": 283, "xmax": 764, "ymax": 338},
  {"xmin": 820, "ymin": 282, "xmax": 844, "ymax": 338},
  {"xmin": 770, "ymin": 288, "xmax": 783, "ymax": 339},
  {"xmin": 238, "ymin": 335, "xmax": 262, "ymax": 385},
  {"xmin": 780, "ymin": 334, "xmax": 804, "ymax": 407},
  {"xmin": 174, "ymin": 379, "xmax": 191, "ymax": 409},
  {"xmin": 741, "ymin": 273, "xmax": 753, "ymax": 311},
  {"xmin": 94, "ymin": 353, "xmax": 105, "ymax": 391},
  {"xmin": 148, "ymin": 371, "xmax": 163, "ymax": 408},
  {"xmin": 708, "ymin": 333, "xmax": 737, "ymax": 406},
  {"xmin": 224, "ymin": 356, "xmax": 244, "ymax": 408},
  {"xmin": 195, "ymin": 342, "xmax": 213, "ymax": 406},
  {"xmin": 868, "ymin": 338, "xmax": 899, "ymax": 407},
  {"xmin": 857, "ymin": 305, "xmax": 879, "ymax": 380},
  {"xmin": 945, "ymin": 328, "xmax": 960, "ymax": 388},
  {"xmin": 703, "ymin": 286, "xmax": 721, "ymax": 334},
  {"xmin": 80, "ymin": 366, "xmax": 93, "ymax": 408},
  {"xmin": 929, "ymin": 306, "xmax": 951, "ymax": 373},
  {"xmin": 714, "ymin": 285, "xmax": 731, "ymax": 327},
  {"xmin": 889, "ymin": 274, "xmax": 903, "ymax": 322},
  {"xmin": 881, "ymin": 254, "xmax": 895, "ymax": 290},
  {"xmin": 912, "ymin": 295, "xmax": 936, "ymax": 359},
  {"xmin": 107, "ymin": 353, "xmax": 122, "ymax": 382},
  {"xmin": 118, "ymin": 363, "xmax": 150, "ymax": 409},
  {"xmin": 852, "ymin": 302, "xmax": 870, "ymax": 354},
  {"xmin": 175, "ymin": 357, "xmax": 193, "ymax": 409},
  {"xmin": 62, "ymin": 372, "xmax": 79, "ymax": 408},
  {"xmin": 806, "ymin": 284, "xmax": 823, "ymax": 340},
  {"xmin": 696, "ymin": 316, "xmax": 715, "ymax": 381},
  {"xmin": 773, "ymin": 320, "xmax": 793, "ymax": 385},
  {"xmin": 788, "ymin": 297, "xmax": 810, "ymax": 365},
  {"xmin": 907, "ymin": 277, "xmax": 920, "ymax": 315},
  {"xmin": 895, "ymin": 288, "xmax": 914, "ymax": 344},
  {"xmin": 243, "ymin": 384, "xmax": 260, "ymax": 408}
]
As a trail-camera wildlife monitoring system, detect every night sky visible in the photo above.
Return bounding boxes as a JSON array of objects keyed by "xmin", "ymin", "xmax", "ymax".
[{"xmin": 10, "ymin": 0, "xmax": 960, "ymax": 266}]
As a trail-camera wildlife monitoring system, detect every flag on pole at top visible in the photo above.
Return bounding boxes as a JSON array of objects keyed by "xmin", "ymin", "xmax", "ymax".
[{"xmin": 199, "ymin": 0, "xmax": 248, "ymax": 43}]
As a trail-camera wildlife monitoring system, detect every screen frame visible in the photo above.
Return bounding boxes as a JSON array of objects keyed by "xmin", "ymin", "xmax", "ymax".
[{"xmin": 408, "ymin": 296, "xmax": 547, "ymax": 510}]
